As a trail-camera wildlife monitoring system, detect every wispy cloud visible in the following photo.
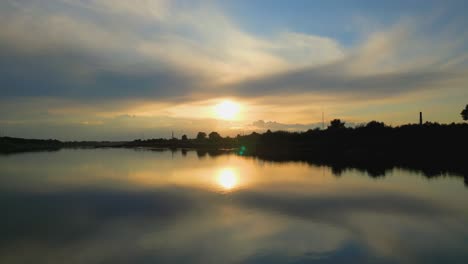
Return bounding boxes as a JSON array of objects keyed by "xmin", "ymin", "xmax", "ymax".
[
  {"xmin": 0, "ymin": 0, "xmax": 467, "ymax": 138},
  {"xmin": 0, "ymin": 0, "xmax": 347, "ymax": 101}
]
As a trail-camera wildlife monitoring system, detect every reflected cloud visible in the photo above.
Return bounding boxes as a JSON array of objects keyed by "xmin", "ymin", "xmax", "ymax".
[
  {"xmin": 1, "ymin": 149, "xmax": 468, "ymax": 263},
  {"xmin": 232, "ymin": 190, "xmax": 455, "ymax": 223},
  {"xmin": 0, "ymin": 187, "xmax": 201, "ymax": 246}
]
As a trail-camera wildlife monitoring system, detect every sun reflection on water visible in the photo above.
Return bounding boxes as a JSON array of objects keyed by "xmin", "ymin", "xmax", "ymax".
[{"xmin": 217, "ymin": 168, "xmax": 238, "ymax": 190}]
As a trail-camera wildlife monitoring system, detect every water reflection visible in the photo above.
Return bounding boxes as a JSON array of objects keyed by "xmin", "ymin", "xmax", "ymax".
[
  {"xmin": 0, "ymin": 149, "xmax": 467, "ymax": 264},
  {"xmin": 217, "ymin": 168, "xmax": 238, "ymax": 190}
]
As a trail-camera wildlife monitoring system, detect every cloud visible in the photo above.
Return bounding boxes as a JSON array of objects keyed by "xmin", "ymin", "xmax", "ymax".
[
  {"xmin": 0, "ymin": 45, "xmax": 203, "ymax": 99},
  {"xmin": 0, "ymin": 99, "xmax": 247, "ymax": 140},
  {"xmin": 229, "ymin": 64, "xmax": 462, "ymax": 98},
  {"xmin": 267, "ymin": 31, "xmax": 345, "ymax": 67},
  {"xmin": 2, "ymin": 0, "xmax": 465, "ymax": 103},
  {"xmin": 227, "ymin": 19, "xmax": 468, "ymax": 99},
  {"xmin": 250, "ymin": 120, "xmax": 322, "ymax": 131},
  {"xmin": 0, "ymin": 0, "xmax": 346, "ymax": 102},
  {"xmin": 1, "ymin": 0, "xmax": 468, "ymax": 138}
]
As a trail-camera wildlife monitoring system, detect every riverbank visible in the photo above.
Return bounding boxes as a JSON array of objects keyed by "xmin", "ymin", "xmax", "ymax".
[{"xmin": 2, "ymin": 122, "xmax": 467, "ymax": 180}]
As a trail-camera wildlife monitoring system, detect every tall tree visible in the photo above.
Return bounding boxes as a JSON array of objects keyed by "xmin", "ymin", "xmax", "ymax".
[
  {"xmin": 461, "ymin": 104, "xmax": 468, "ymax": 121},
  {"xmin": 196, "ymin": 132, "xmax": 207, "ymax": 140},
  {"xmin": 208, "ymin": 131, "xmax": 222, "ymax": 140},
  {"xmin": 328, "ymin": 119, "xmax": 346, "ymax": 130}
]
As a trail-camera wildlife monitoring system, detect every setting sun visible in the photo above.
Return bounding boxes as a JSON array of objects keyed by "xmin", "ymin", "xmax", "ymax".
[{"xmin": 214, "ymin": 100, "xmax": 240, "ymax": 120}]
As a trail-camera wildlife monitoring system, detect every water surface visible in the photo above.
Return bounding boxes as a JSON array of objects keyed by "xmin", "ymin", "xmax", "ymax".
[{"xmin": 0, "ymin": 149, "xmax": 467, "ymax": 263}]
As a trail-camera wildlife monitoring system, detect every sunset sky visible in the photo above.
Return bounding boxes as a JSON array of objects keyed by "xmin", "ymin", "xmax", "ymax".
[{"xmin": 1, "ymin": 0, "xmax": 467, "ymax": 140}]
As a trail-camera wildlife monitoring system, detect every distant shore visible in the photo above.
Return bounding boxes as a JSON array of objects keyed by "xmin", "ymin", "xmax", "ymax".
[{"xmin": 2, "ymin": 121, "xmax": 467, "ymax": 182}]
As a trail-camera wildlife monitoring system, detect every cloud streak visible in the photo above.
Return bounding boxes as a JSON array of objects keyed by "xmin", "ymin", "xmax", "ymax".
[
  {"xmin": 0, "ymin": 0, "xmax": 347, "ymax": 101},
  {"xmin": 0, "ymin": 0, "xmax": 467, "ymax": 138}
]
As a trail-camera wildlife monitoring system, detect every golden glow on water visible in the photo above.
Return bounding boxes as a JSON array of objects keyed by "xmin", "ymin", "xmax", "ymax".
[
  {"xmin": 2, "ymin": 147, "xmax": 468, "ymax": 263},
  {"xmin": 217, "ymin": 168, "xmax": 238, "ymax": 190}
]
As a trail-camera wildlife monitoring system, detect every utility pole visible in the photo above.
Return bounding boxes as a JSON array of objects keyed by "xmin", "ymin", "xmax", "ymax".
[{"xmin": 322, "ymin": 111, "xmax": 325, "ymax": 130}]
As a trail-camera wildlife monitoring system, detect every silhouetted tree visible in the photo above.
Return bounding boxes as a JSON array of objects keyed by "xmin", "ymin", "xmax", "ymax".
[
  {"xmin": 328, "ymin": 119, "xmax": 346, "ymax": 130},
  {"xmin": 208, "ymin": 131, "xmax": 222, "ymax": 140},
  {"xmin": 181, "ymin": 134, "xmax": 188, "ymax": 141},
  {"xmin": 461, "ymin": 104, "xmax": 468, "ymax": 121},
  {"xmin": 366, "ymin": 121, "xmax": 386, "ymax": 129},
  {"xmin": 196, "ymin": 132, "xmax": 207, "ymax": 140}
]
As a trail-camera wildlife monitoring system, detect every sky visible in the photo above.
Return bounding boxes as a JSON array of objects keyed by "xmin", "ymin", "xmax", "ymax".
[{"xmin": 1, "ymin": 0, "xmax": 467, "ymax": 140}]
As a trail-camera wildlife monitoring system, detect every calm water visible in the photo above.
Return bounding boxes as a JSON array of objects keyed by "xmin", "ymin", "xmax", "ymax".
[{"xmin": 0, "ymin": 149, "xmax": 467, "ymax": 264}]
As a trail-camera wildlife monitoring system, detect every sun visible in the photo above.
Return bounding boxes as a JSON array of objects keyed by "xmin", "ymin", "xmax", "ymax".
[{"xmin": 214, "ymin": 100, "xmax": 240, "ymax": 120}]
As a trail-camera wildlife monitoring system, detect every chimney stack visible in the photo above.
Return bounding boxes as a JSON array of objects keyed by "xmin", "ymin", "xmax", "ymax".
[{"xmin": 419, "ymin": 112, "xmax": 423, "ymax": 125}]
